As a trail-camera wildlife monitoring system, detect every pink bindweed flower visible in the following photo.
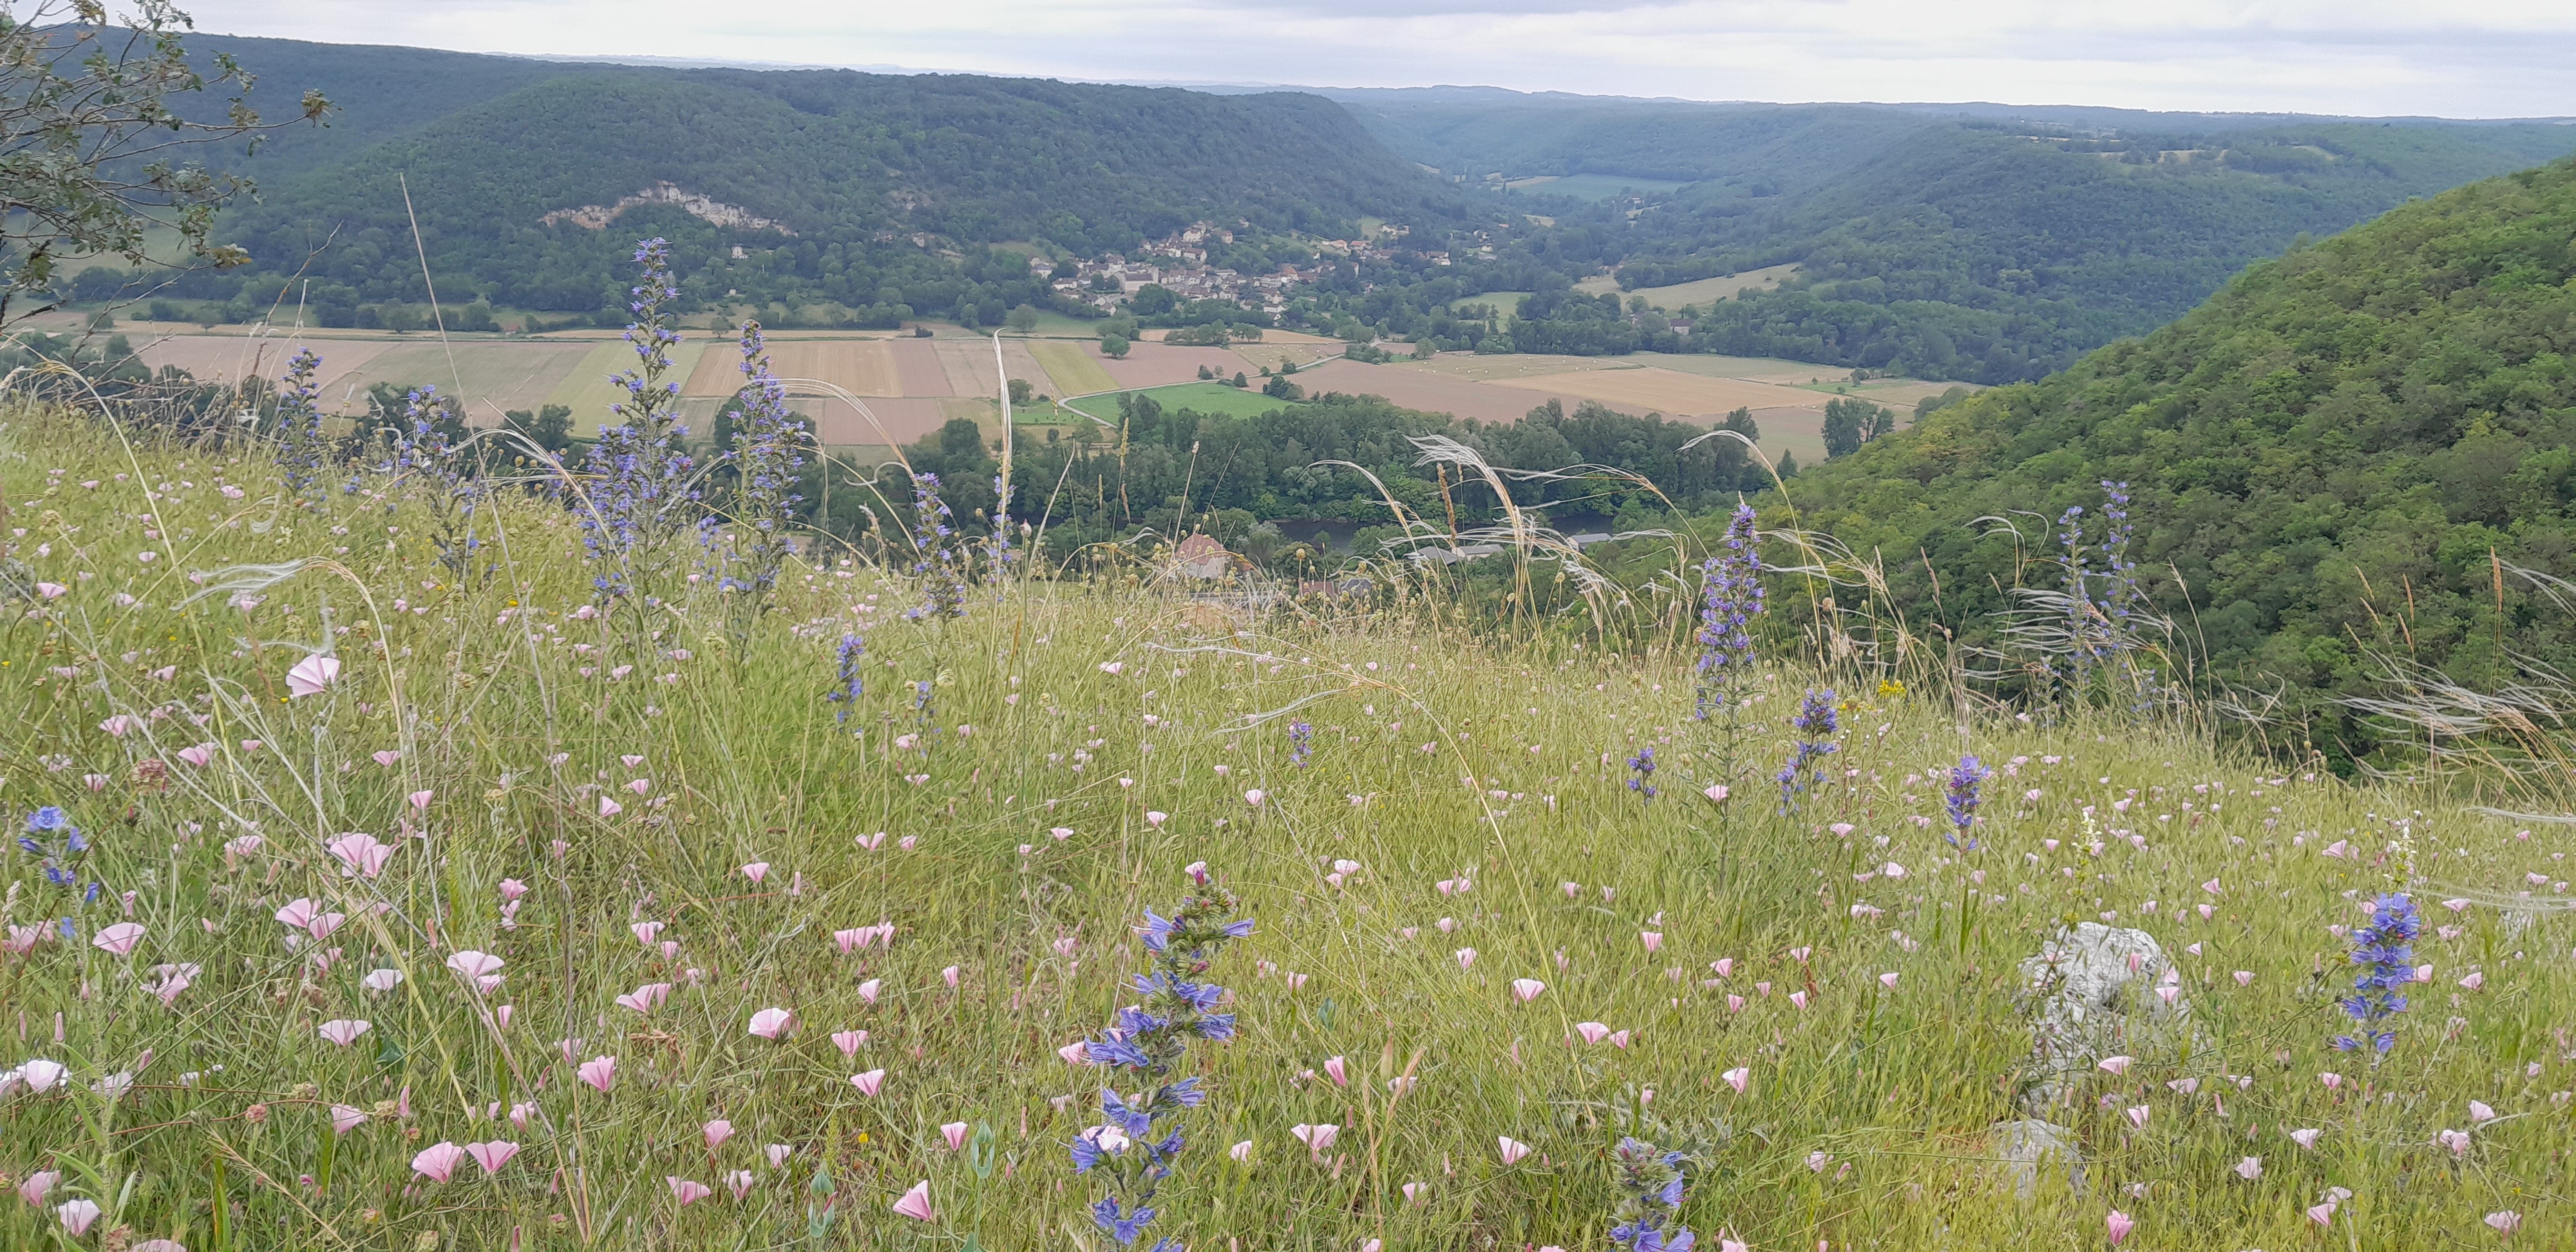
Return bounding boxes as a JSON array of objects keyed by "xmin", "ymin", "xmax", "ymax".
[
  {"xmin": 20, "ymin": 1170, "xmax": 61, "ymax": 1205},
  {"xmin": 2319, "ymin": 1071, "xmax": 2342, "ymax": 1089},
  {"xmin": 891, "ymin": 1179, "xmax": 936, "ymax": 1221},
  {"xmin": 332, "ymin": 1104, "xmax": 368, "ymax": 1135},
  {"xmin": 943, "ymin": 965, "xmax": 960, "ymax": 988},
  {"xmin": 371, "ymin": 750, "xmax": 402, "ymax": 767},
  {"xmin": 2106, "ymin": 1210, "xmax": 2135, "ymax": 1245},
  {"xmin": 286, "ymin": 654, "xmax": 340, "ymax": 698},
  {"xmin": 2234, "ymin": 970, "xmax": 2253, "ymax": 987},
  {"xmin": 466, "ymin": 1141, "xmax": 520, "ymax": 1174},
  {"xmin": 667, "ymin": 1177, "xmax": 713, "ymax": 1206},
  {"xmin": 2487, "ymin": 1211, "xmax": 2522, "ymax": 1235},
  {"xmin": 1455, "ymin": 948, "xmax": 1477, "ymax": 969},
  {"xmin": 318, "ymin": 1019, "xmax": 372, "ymax": 1047},
  {"xmin": 2437, "ymin": 1128, "xmax": 2473, "ymax": 1156},
  {"xmin": 616, "ymin": 983, "xmax": 673, "ymax": 1014},
  {"xmin": 766, "ymin": 1144, "xmax": 794, "ymax": 1169},
  {"xmin": 412, "ymin": 1141, "xmax": 468, "ymax": 1183},
  {"xmin": 409, "ymin": 790, "xmax": 435, "ymax": 811},
  {"xmin": 2097, "ymin": 1056, "xmax": 2133, "ymax": 1075},
  {"xmin": 2290, "ymin": 1127, "xmax": 2321, "ymax": 1149},
  {"xmin": 578, "ymin": 1056, "xmax": 617, "ymax": 1093},
  {"xmin": 943, "ymin": 1122, "xmax": 970, "ymax": 1151},
  {"xmin": 177, "ymin": 743, "xmax": 215, "ymax": 768},
  {"xmin": 1145, "ymin": 811, "xmax": 1168, "ymax": 828},
  {"xmin": 1722, "ymin": 1066, "xmax": 1750, "ymax": 1093},
  {"xmin": 91, "ymin": 922, "xmax": 144, "ymax": 956},
  {"xmin": 858, "ymin": 978, "xmax": 883, "ymax": 1004},
  {"xmin": 741, "ymin": 862, "xmax": 770, "ymax": 883},
  {"xmin": 2234, "ymin": 1156, "xmax": 2261, "ymax": 1180},
  {"xmin": 599, "ymin": 796, "xmax": 623, "ymax": 818},
  {"xmin": 1230, "ymin": 1140, "xmax": 1254, "ymax": 1163},
  {"xmin": 632, "ymin": 921, "xmax": 665, "ymax": 946},
  {"xmin": 852, "ymin": 1069, "xmax": 887, "ymax": 1097},
  {"xmin": 1573, "ymin": 1022, "xmax": 1612, "ymax": 1045},
  {"xmin": 327, "ymin": 832, "xmax": 397, "ymax": 879},
  {"xmin": 705, "ymin": 1119, "xmax": 736, "ymax": 1150},
  {"xmin": 1294, "ymin": 1123, "xmax": 1341, "ymax": 1158},
  {"xmin": 1510, "ymin": 978, "xmax": 1545, "ymax": 1003},
  {"xmin": 1324, "ymin": 1055, "xmax": 1349, "ymax": 1087},
  {"xmin": 56, "ymin": 1199, "xmax": 102, "ymax": 1236},
  {"xmin": 726, "ymin": 1169, "xmax": 756, "ymax": 1201},
  {"xmin": 100, "ymin": 714, "xmax": 136, "ymax": 737},
  {"xmin": 1788, "ymin": 990, "xmax": 1810, "ymax": 1009},
  {"xmin": 1058, "ymin": 1041, "xmax": 1090, "ymax": 1065},
  {"xmin": 747, "ymin": 1008, "xmax": 797, "ymax": 1039},
  {"xmin": 1879, "ymin": 971, "xmax": 1901, "ymax": 989},
  {"xmin": 1640, "ymin": 931, "xmax": 1663, "ymax": 953},
  {"xmin": 1495, "ymin": 1136, "xmax": 1530, "ymax": 1165},
  {"xmin": 2125, "ymin": 1106, "xmax": 2149, "ymax": 1130},
  {"xmin": 836, "ymin": 1030, "xmax": 869, "ymax": 1059}
]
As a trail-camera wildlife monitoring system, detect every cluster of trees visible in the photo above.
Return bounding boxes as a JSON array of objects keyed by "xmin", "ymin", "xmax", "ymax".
[
  {"xmin": 818, "ymin": 390, "xmax": 1773, "ymax": 568},
  {"xmin": 1781, "ymin": 156, "xmax": 2576, "ymax": 762}
]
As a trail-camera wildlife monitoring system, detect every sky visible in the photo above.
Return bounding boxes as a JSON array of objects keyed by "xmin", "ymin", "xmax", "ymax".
[{"xmin": 188, "ymin": 0, "xmax": 2576, "ymax": 118}]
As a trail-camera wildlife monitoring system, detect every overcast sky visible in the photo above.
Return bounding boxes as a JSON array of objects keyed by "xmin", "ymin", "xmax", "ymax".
[{"xmin": 188, "ymin": 0, "xmax": 2576, "ymax": 118}]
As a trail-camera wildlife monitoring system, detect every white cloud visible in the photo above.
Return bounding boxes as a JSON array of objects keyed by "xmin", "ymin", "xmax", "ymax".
[{"xmin": 184, "ymin": 0, "xmax": 2576, "ymax": 116}]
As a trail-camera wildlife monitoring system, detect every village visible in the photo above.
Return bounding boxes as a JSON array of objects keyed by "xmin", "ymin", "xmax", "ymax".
[{"xmin": 1040, "ymin": 221, "xmax": 1453, "ymax": 315}]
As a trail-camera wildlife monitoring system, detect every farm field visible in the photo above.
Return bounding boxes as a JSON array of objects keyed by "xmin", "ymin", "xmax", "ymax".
[
  {"xmin": 1026, "ymin": 341, "xmax": 1120, "ymax": 397},
  {"xmin": 113, "ymin": 330, "xmax": 1926, "ymax": 463},
  {"xmin": 1621, "ymin": 263, "xmax": 1802, "ymax": 311},
  {"xmin": 1084, "ymin": 381, "xmax": 1299, "ymax": 420},
  {"xmin": 1499, "ymin": 173, "xmax": 1694, "ymax": 198},
  {"xmin": 1, "ymin": 409, "xmax": 2561, "ymax": 1251}
]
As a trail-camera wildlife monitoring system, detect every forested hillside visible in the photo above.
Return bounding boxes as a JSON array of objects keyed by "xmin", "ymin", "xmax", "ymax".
[
  {"xmin": 1778, "ymin": 155, "xmax": 2576, "ymax": 758},
  {"xmin": 1344, "ymin": 90, "xmax": 2576, "ymax": 381},
  {"xmin": 168, "ymin": 44, "xmax": 1470, "ymax": 324}
]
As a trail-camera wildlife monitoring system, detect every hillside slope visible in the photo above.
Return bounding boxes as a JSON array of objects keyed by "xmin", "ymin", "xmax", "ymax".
[
  {"xmin": 1782, "ymin": 155, "xmax": 2576, "ymax": 753},
  {"xmin": 1342, "ymin": 89, "xmax": 2576, "ymax": 381},
  {"xmin": 211, "ymin": 65, "xmax": 1467, "ymax": 315}
]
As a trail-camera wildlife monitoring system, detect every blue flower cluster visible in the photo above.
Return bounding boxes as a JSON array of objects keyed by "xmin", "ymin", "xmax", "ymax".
[
  {"xmin": 1628, "ymin": 746, "xmax": 1659, "ymax": 799},
  {"xmin": 393, "ymin": 385, "xmax": 486, "ymax": 578},
  {"xmin": 1607, "ymin": 1137, "xmax": 1698, "ymax": 1252},
  {"xmin": 579, "ymin": 239, "xmax": 698, "ymax": 600},
  {"xmin": 1692, "ymin": 504, "xmax": 1763, "ymax": 722},
  {"xmin": 903, "ymin": 471, "xmax": 968, "ymax": 620},
  {"xmin": 1944, "ymin": 754, "xmax": 1991, "ymax": 850},
  {"xmin": 1776, "ymin": 688, "xmax": 1841, "ymax": 810},
  {"xmin": 271, "ymin": 347, "xmax": 330, "ymax": 502},
  {"xmin": 1072, "ymin": 886, "xmax": 1254, "ymax": 1250},
  {"xmin": 823, "ymin": 633, "xmax": 866, "ymax": 724},
  {"xmin": 2333, "ymin": 891, "xmax": 2418, "ymax": 1054},
  {"xmin": 1287, "ymin": 718, "xmax": 1311, "ymax": 768},
  {"xmin": 18, "ymin": 807, "xmax": 97, "ymax": 933},
  {"xmin": 712, "ymin": 320, "xmax": 807, "ymax": 600}
]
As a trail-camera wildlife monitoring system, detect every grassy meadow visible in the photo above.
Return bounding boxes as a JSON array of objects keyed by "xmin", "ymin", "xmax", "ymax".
[{"xmin": 0, "ymin": 404, "xmax": 2564, "ymax": 1252}]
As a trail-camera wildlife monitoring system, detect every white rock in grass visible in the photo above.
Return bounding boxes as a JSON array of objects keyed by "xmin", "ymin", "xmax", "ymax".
[
  {"xmin": 2015, "ymin": 924, "xmax": 2199, "ymax": 1113},
  {"xmin": 1991, "ymin": 1118, "xmax": 2085, "ymax": 1200}
]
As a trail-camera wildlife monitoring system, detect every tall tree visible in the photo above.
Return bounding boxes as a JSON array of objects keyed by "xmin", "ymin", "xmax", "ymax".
[{"xmin": 0, "ymin": 3, "xmax": 328, "ymax": 327}]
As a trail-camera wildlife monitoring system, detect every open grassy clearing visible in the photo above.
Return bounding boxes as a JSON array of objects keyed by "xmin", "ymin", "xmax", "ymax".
[
  {"xmin": 1500, "ymin": 175, "xmax": 1694, "ymax": 200},
  {"xmin": 0, "ymin": 403, "xmax": 2568, "ymax": 1252},
  {"xmin": 1619, "ymin": 265, "xmax": 1803, "ymax": 312},
  {"xmin": 0, "ymin": 405, "xmax": 2562, "ymax": 1252}
]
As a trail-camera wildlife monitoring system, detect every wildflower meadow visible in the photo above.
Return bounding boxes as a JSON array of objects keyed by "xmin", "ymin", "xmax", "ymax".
[{"xmin": 0, "ymin": 250, "xmax": 2567, "ymax": 1252}]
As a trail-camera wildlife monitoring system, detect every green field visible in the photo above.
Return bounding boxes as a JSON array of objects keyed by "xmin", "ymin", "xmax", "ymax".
[
  {"xmin": 1095, "ymin": 381, "xmax": 1300, "ymax": 419},
  {"xmin": 1621, "ymin": 263, "xmax": 1802, "ymax": 311}
]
